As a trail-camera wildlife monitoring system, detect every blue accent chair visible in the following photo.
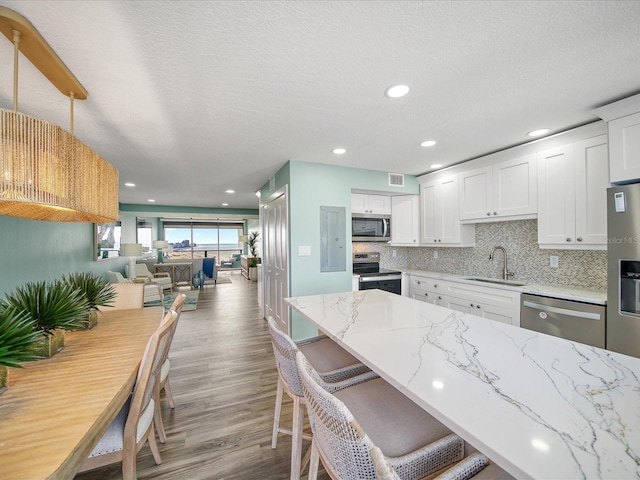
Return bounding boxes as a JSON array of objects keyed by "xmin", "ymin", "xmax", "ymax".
[{"xmin": 221, "ymin": 253, "xmax": 241, "ymax": 269}]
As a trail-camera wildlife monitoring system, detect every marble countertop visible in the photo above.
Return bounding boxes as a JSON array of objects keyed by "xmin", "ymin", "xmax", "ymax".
[
  {"xmin": 286, "ymin": 290, "xmax": 639, "ymax": 479},
  {"xmin": 401, "ymin": 269, "xmax": 607, "ymax": 305}
]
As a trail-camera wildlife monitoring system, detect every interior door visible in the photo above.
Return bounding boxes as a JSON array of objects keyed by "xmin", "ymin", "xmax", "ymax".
[{"xmin": 263, "ymin": 192, "xmax": 289, "ymax": 334}]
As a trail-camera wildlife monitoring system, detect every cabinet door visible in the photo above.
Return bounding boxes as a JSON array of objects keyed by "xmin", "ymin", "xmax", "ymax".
[
  {"xmin": 440, "ymin": 294, "xmax": 473, "ymax": 314},
  {"xmin": 351, "ymin": 194, "xmax": 368, "ymax": 214},
  {"xmin": 391, "ymin": 195, "xmax": 419, "ymax": 245},
  {"xmin": 459, "ymin": 166, "xmax": 492, "ymax": 220},
  {"xmin": 574, "ymin": 135, "xmax": 608, "ymax": 247},
  {"xmin": 368, "ymin": 195, "xmax": 391, "ymax": 215},
  {"xmin": 493, "ymin": 154, "xmax": 537, "ymax": 218},
  {"xmin": 478, "ymin": 303, "xmax": 517, "ymax": 325},
  {"xmin": 420, "ymin": 182, "xmax": 439, "ymax": 244},
  {"xmin": 609, "ymin": 111, "xmax": 640, "ymax": 183},
  {"xmin": 439, "ymin": 175, "xmax": 464, "ymax": 244},
  {"xmin": 537, "ymin": 145, "xmax": 576, "ymax": 246}
]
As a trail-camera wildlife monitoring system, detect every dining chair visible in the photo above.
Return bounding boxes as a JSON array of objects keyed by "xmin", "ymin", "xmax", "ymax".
[
  {"xmin": 105, "ymin": 271, "xmax": 163, "ymax": 305},
  {"xmin": 99, "ymin": 283, "xmax": 145, "ymax": 310},
  {"xmin": 266, "ymin": 316, "xmax": 378, "ymax": 480},
  {"xmin": 296, "ymin": 350, "xmax": 492, "ymax": 480},
  {"xmin": 154, "ymin": 292, "xmax": 186, "ymax": 444},
  {"xmin": 77, "ymin": 309, "xmax": 178, "ymax": 480}
]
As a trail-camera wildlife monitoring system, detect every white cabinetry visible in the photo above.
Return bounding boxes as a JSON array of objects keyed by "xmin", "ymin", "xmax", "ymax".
[
  {"xmin": 592, "ymin": 93, "xmax": 640, "ymax": 184},
  {"xmin": 537, "ymin": 135, "xmax": 608, "ymax": 250},
  {"xmin": 409, "ymin": 274, "xmax": 521, "ymax": 326},
  {"xmin": 420, "ymin": 175, "xmax": 475, "ymax": 246},
  {"xmin": 409, "ymin": 275, "xmax": 445, "ymax": 305},
  {"xmin": 391, "ymin": 195, "xmax": 420, "ymax": 246},
  {"xmin": 459, "ymin": 154, "xmax": 537, "ymax": 222},
  {"xmin": 351, "ymin": 194, "xmax": 391, "ymax": 215}
]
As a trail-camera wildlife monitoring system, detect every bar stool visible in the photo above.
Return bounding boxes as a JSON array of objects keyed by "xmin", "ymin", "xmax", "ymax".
[
  {"xmin": 266, "ymin": 316, "xmax": 377, "ymax": 480},
  {"xmin": 296, "ymin": 350, "xmax": 510, "ymax": 480}
]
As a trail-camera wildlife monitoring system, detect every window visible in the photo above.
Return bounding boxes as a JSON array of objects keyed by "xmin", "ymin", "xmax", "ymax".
[
  {"xmin": 136, "ymin": 217, "xmax": 152, "ymax": 253},
  {"xmin": 162, "ymin": 220, "xmax": 244, "ymax": 263},
  {"xmin": 95, "ymin": 220, "xmax": 122, "ymax": 259}
]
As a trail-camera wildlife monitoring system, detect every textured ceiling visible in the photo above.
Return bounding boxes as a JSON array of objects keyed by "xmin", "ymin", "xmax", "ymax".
[{"xmin": 0, "ymin": 0, "xmax": 639, "ymax": 211}]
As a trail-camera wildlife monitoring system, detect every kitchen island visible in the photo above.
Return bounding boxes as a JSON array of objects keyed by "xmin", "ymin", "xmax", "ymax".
[{"xmin": 285, "ymin": 289, "xmax": 639, "ymax": 479}]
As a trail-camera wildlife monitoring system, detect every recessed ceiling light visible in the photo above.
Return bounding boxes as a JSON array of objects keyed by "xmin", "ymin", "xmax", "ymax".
[
  {"xmin": 225, "ymin": 189, "xmax": 235, "ymax": 194},
  {"xmin": 527, "ymin": 128, "xmax": 550, "ymax": 137},
  {"xmin": 332, "ymin": 148, "xmax": 346, "ymax": 155},
  {"xmin": 420, "ymin": 140, "xmax": 436, "ymax": 147},
  {"xmin": 124, "ymin": 182, "xmax": 135, "ymax": 187},
  {"xmin": 430, "ymin": 164, "xmax": 443, "ymax": 169},
  {"xmin": 222, "ymin": 203, "xmax": 229, "ymax": 206},
  {"xmin": 384, "ymin": 84, "xmax": 410, "ymax": 98},
  {"xmin": 148, "ymin": 199, "xmax": 156, "ymax": 203}
]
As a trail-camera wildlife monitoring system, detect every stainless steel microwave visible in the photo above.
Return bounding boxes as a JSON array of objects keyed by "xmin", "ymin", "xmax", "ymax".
[{"xmin": 352, "ymin": 215, "xmax": 391, "ymax": 242}]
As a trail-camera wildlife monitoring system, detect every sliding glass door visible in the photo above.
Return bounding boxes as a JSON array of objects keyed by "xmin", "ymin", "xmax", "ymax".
[{"xmin": 162, "ymin": 220, "xmax": 244, "ymax": 264}]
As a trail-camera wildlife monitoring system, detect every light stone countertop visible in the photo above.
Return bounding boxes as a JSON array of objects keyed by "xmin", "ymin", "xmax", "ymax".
[
  {"xmin": 401, "ymin": 269, "xmax": 607, "ymax": 305},
  {"xmin": 286, "ymin": 289, "xmax": 639, "ymax": 480}
]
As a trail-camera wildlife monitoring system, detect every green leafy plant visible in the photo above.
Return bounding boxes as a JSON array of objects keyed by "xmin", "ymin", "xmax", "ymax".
[
  {"xmin": 2, "ymin": 280, "xmax": 90, "ymax": 336},
  {"xmin": 0, "ymin": 305, "xmax": 39, "ymax": 368},
  {"xmin": 246, "ymin": 231, "xmax": 260, "ymax": 258},
  {"xmin": 63, "ymin": 272, "xmax": 116, "ymax": 311}
]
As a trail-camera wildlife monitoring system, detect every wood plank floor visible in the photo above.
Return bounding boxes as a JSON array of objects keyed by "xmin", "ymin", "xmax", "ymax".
[{"xmin": 74, "ymin": 270, "xmax": 328, "ymax": 480}]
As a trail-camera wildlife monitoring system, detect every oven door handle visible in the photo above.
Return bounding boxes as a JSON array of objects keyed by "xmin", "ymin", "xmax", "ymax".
[{"xmin": 360, "ymin": 274, "xmax": 402, "ymax": 282}]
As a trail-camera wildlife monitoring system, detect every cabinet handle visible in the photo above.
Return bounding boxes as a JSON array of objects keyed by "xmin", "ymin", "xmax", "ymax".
[
  {"xmin": 438, "ymin": 296, "xmax": 442, "ymax": 300},
  {"xmin": 433, "ymin": 284, "xmax": 438, "ymax": 288},
  {"xmin": 577, "ymin": 237, "xmax": 583, "ymax": 242},
  {"xmin": 470, "ymin": 303, "xmax": 474, "ymax": 307},
  {"xmin": 438, "ymin": 239, "xmax": 442, "ymax": 242},
  {"xmin": 566, "ymin": 238, "xmax": 572, "ymax": 242},
  {"xmin": 493, "ymin": 211, "xmax": 498, "ymax": 215},
  {"xmin": 476, "ymin": 305, "xmax": 481, "ymax": 309},
  {"xmin": 486, "ymin": 212, "xmax": 491, "ymax": 216}
]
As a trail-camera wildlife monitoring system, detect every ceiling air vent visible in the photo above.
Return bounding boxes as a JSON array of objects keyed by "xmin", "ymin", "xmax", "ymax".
[{"xmin": 388, "ymin": 173, "xmax": 404, "ymax": 187}]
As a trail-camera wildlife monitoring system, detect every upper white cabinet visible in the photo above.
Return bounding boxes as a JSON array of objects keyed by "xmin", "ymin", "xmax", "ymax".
[
  {"xmin": 351, "ymin": 193, "xmax": 391, "ymax": 215},
  {"xmin": 459, "ymin": 154, "xmax": 537, "ymax": 222},
  {"xmin": 592, "ymin": 93, "xmax": 640, "ymax": 184},
  {"xmin": 537, "ymin": 135, "xmax": 608, "ymax": 249},
  {"xmin": 391, "ymin": 195, "xmax": 420, "ymax": 246},
  {"xmin": 420, "ymin": 175, "xmax": 475, "ymax": 246}
]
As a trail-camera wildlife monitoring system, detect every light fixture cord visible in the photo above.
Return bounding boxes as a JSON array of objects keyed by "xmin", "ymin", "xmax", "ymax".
[
  {"xmin": 69, "ymin": 92, "xmax": 75, "ymax": 135},
  {"xmin": 12, "ymin": 29, "xmax": 21, "ymax": 111}
]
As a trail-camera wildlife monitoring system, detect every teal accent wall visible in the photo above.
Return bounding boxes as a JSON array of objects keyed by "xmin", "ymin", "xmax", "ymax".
[
  {"xmin": 0, "ymin": 216, "xmax": 129, "ymax": 298},
  {"xmin": 262, "ymin": 160, "xmax": 419, "ymax": 340}
]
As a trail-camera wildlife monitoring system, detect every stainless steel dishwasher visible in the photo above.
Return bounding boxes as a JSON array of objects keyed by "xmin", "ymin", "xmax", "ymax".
[{"xmin": 520, "ymin": 294, "xmax": 606, "ymax": 348}]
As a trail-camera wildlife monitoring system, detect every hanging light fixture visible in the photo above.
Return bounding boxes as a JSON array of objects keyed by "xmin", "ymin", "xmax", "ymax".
[{"xmin": 0, "ymin": 7, "xmax": 118, "ymax": 222}]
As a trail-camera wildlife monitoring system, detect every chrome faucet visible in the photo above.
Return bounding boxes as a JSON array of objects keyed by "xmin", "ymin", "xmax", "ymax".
[{"xmin": 489, "ymin": 246, "xmax": 514, "ymax": 280}]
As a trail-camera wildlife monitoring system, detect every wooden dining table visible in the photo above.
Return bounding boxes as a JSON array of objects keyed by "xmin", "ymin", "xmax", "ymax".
[{"xmin": 0, "ymin": 306, "xmax": 163, "ymax": 480}]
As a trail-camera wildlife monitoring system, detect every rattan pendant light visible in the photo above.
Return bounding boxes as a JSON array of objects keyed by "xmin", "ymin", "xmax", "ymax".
[{"xmin": 0, "ymin": 6, "xmax": 118, "ymax": 223}]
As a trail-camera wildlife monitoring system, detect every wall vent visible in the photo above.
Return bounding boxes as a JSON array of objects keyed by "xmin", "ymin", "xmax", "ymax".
[{"xmin": 388, "ymin": 173, "xmax": 404, "ymax": 187}]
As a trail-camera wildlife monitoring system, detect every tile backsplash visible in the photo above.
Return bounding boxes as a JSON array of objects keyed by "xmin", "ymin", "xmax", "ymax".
[{"xmin": 354, "ymin": 219, "xmax": 606, "ymax": 291}]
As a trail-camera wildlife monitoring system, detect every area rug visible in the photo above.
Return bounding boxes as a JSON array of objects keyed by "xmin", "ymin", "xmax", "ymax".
[
  {"xmin": 145, "ymin": 290, "xmax": 199, "ymax": 311},
  {"xmin": 216, "ymin": 273, "xmax": 232, "ymax": 284}
]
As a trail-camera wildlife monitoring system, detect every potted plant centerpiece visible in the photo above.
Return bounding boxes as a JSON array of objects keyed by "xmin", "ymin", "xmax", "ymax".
[
  {"xmin": 63, "ymin": 272, "xmax": 116, "ymax": 329},
  {"xmin": 1, "ymin": 280, "xmax": 90, "ymax": 358},
  {"xmin": 246, "ymin": 231, "xmax": 260, "ymax": 282},
  {"xmin": 0, "ymin": 305, "xmax": 39, "ymax": 394}
]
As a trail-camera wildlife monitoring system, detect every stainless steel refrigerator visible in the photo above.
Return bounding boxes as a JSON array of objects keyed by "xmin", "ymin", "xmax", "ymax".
[{"xmin": 607, "ymin": 183, "xmax": 640, "ymax": 358}]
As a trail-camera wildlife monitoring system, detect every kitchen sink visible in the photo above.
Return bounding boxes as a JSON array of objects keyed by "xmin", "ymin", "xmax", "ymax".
[{"xmin": 464, "ymin": 277, "xmax": 527, "ymax": 287}]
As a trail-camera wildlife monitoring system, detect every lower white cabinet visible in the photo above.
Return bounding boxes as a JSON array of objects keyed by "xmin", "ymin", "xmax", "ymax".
[{"xmin": 409, "ymin": 274, "xmax": 521, "ymax": 326}]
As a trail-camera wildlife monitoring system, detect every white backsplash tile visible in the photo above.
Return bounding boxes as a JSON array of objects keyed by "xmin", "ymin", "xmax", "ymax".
[{"xmin": 354, "ymin": 219, "xmax": 606, "ymax": 291}]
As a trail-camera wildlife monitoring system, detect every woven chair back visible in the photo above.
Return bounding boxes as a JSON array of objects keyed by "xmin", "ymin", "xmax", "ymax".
[
  {"xmin": 295, "ymin": 350, "xmax": 378, "ymax": 479},
  {"xmin": 266, "ymin": 316, "xmax": 304, "ymax": 397}
]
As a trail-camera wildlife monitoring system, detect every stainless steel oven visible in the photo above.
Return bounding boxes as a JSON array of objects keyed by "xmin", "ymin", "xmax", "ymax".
[{"xmin": 353, "ymin": 252, "xmax": 401, "ymax": 295}]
